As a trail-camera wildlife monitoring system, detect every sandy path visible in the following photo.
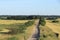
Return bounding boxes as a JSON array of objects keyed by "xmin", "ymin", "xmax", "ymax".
[{"xmin": 27, "ymin": 20, "xmax": 40, "ymax": 40}]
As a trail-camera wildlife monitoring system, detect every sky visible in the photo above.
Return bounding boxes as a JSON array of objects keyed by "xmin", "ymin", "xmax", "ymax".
[{"xmin": 0, "ymin": 0, "xmax": 60, "ymax": 15}]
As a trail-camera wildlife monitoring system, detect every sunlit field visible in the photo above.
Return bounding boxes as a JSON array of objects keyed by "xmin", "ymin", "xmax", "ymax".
[
  {"xmin": 0, "ymin": 20, "xmax": 28, "ymax": 25},
  {"xmin": 40, "ymin": 18, "xmax": 60, "ymax": 40},
  {"xmin": 0, "ymin": 20, "xmax": 28, "ymax": 40},
  {"xmin": 0, "ymin": 19, "xmax": 36, "ymax": 40}
]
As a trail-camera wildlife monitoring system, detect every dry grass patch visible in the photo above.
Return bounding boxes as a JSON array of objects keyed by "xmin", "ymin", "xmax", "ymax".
[
  {"xmin": 40, "ymin": 26, "xmax": 59, "ymax": 40},
  {"xmin": 46, "ymin": 20, "xmax": 60, "ymax": 33},
  {"xmin": 0, "ymin": 20, "xmax": 28, "ymax": 25},
  {"xmin": 25, "ymin": 25, "xmax": 35, "ymax": 38}
]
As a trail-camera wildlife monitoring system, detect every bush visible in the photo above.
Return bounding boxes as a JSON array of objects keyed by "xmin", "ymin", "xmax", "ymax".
[
  {"xmin": 25, "ymin": 21, "xmax": 34, "ymax": 26},
  {"xmin": 52, "ymin": 20, "xmax": 59, "ymax": 23},
  {"xmin": 18, "ymin": 20, "xmax": 34, "ymax": 33},
  {"xmin": 39, "ymin": 17, "xmax": 46, "ymax": 26}
]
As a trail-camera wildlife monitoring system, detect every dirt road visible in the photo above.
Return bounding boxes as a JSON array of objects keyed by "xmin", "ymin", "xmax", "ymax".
[{"xmin": 27, "ymin": 20, "xmax": 40, "ymax": 40}]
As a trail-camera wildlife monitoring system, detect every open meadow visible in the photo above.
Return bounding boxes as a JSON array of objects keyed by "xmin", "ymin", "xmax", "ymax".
[
  {"xmin": 0, "ymin": 19, "xmax": 36, "ymax": 40},
  {"xmin": 40, "ymin": 17, "xmax": 60, "ymax": 40},
  {"xmin": 1, "ymin": 16, "xmax": 60, "ymax": 40}
]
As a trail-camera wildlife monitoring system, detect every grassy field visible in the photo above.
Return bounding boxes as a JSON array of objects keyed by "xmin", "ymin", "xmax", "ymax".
[
  {"xmin": 40, "ymin": 26, "xmax": 59, "ymax": 40},
  {"xmin": 0, "ymin": 19, "xmax": 36, "ymax": 40},
  {"xmin": 40, "ymin": 18, "xmax": 60, "ymax": 40},
  {"xmin": 0, "ymin": 20, "xmax": 29, "ymax": 29},
  {"xmin": 0, "ymin": 20, "xmax": 28, "ymax": 25}
]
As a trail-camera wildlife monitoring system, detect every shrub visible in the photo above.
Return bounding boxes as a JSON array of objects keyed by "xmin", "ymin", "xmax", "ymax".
[
  {"xmin": 52, "ymin": 20, "xmax": 59, "ymax": 23},
  {"xmin": 39, "ymin": 17, "xmax": 46, "ymax": 26},
  {"xmin": 18, "ymin": 20, "xmax": 34, "ymax": 33}
]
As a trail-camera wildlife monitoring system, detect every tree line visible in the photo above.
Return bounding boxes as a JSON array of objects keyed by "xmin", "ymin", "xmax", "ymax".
[
  {"xmin": 0, "ymin": 15, "xmax": 59, "ymax": 20},
  {"xmin": 0, "ymin": 15, "xmax": 40, "ymax": 20}
]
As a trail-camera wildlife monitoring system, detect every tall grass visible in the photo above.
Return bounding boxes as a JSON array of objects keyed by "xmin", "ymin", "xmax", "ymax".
[
  {"xmin": 4, "ymin": 20, "xmax": 35, "ymax": 34},
  {"xmin": 7, "ymin": 37, "xmax": 18, "ymax": 40}
]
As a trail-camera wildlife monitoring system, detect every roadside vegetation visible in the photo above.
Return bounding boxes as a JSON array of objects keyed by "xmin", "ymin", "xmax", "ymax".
[
  {"xmin": 7, "ymin": 37, "xmax": 18, "ymax": 40},
  {"xmin": 40, "ymin": 17, "xmax": 60, "ymax": 40},
  {"xmin": 5, "ymin": 20, "xmax": 34, "ymax": 34},
  {"xmin": 0, "ymin": 20, "xmax": 35, "ymax": 40},
  {"xmin": 39, "ymin": 17, "xmax": 46, "ymax": 26},
  {"xmin": 40, "ymin": 26, "xmax": 59, "ymax": 40}
]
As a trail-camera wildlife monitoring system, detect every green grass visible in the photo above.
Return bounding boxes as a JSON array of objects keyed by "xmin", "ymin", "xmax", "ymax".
[{"xmin": 7, "ymin": 37, "xmax": 18, "ymax": 40}]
